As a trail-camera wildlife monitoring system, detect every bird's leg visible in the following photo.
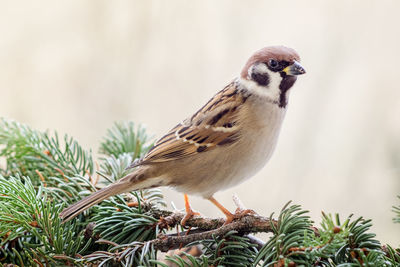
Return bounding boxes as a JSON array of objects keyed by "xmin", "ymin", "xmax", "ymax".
[
  {"xmin": 208, "ymin": 196, "xmax": 256, "ymax": 225},
  {"xmin": 208, "ymin": 196, "xmax": 235, "ymax": 225},
  {"xmin": 180, "ymin": 194, "xmax": 200, "ymax": 226}
]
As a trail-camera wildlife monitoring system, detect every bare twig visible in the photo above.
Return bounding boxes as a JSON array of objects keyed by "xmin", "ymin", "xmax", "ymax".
[
  {"xmin": 86, "ymin": 206, "xmax": 277, "ymax": 256},
  {"xmin": 232, "ymin": 194, "xmax": 246, "ymax": 210},
  {"xmin": 245, "ymin": 234, "xmax": 266, "ymax": 250},
  {"xmin": 151, "ymin": 208, "xmax": 225, "ymax": 230},
  {"xmin": 150, "ymin": 213, "xmax": 277, "ymax": 252}
]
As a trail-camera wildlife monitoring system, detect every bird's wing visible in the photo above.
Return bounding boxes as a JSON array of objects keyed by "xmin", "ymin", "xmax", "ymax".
[{"xmin": 129, "ymin": 82, "xmax": 247, "ymax": 168}]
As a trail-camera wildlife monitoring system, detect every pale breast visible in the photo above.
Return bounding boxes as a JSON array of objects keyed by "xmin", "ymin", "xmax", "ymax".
[
  {"xmin": 220, "ymin": 100, "xmax": 287, "ymax": 189},
  {"xmin": 167, "ymin": 99, "xmax": 287, "ymax": 198}
]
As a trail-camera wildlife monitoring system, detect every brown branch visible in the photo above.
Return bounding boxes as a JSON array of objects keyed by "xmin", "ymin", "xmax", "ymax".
[
  {"xmin": 83, "ymin": 200, "xmax": 323, "ymax": 262},
  {"xmin": 127, "ymin": 196, "xmax": 278, "ymax": 252},
  {"xmin": 150, "ymin": 208, "xmax": 226, "ymax": 230},
  {"xmin": 85, "ymin": 208, "xmax": 277, "ymax": 255},
  {"xmin": 149, "ymin": 213, "xmax": 277, "ymax": 252}
]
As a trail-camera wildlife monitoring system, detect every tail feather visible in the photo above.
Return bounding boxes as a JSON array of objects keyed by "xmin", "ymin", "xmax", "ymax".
[
  {"xmin": 60, "ymin": 168, "xmax": 157, "ymax": 222},
  {"xmin": 60, "ymin": 182, "xmax": 128, "ymax": 222}
]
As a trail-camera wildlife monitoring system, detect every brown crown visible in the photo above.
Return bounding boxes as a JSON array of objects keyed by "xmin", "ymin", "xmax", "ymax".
[{"xmin": 240, "ymin": 46, "xmax": 301, "ymax": 79}]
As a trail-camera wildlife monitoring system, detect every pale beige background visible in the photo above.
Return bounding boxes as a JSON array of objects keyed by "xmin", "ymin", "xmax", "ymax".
[{"xmin": 0, "ymin": 1, "xmax": 399, "ymax": 245}]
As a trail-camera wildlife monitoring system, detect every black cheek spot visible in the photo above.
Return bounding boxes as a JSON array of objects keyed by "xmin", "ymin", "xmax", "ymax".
[{"xmin": 251, "ymin": 72, "xmax": 270, "ymax": 86}]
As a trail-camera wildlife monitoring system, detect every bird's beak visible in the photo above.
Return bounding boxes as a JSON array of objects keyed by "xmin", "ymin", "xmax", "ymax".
[{"xmin": 283, "ymin": 61, "xmax": 306, "ymax": 76}]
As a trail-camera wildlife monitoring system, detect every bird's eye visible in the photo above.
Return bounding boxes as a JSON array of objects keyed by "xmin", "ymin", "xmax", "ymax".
[{"xmin": 268, "ymin": 59, "xmax": 279, "ymax": 69}]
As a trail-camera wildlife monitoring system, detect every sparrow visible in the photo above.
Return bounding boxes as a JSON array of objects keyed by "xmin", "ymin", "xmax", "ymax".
[{"xmin": 60, "ymin": 46, "xmax": 306, "ymax": 225}]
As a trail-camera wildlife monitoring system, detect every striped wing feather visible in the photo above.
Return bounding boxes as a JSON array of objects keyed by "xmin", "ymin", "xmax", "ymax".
[{"xmin": 130, "ymin": 82, "xmax": 246, "ymax": 167}]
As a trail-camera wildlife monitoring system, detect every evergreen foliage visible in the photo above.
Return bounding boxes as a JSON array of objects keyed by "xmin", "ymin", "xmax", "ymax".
[
  {"xmin": 0, "ymin": 118, "xmax": 399, "ymax": 266},
  {"xmin": 394, "ymin": 196, "xmax": 400, "ymax": 224},
  {"xmin": 0, "ymin": 118, "xmax": 93, "ymax": 181}
]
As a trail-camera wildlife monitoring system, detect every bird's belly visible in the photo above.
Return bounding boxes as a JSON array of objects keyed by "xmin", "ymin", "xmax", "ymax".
[
  {"xmin": 171, "ymin": 114, "xmax": 284, "ymax": 198},
  {"xmin": 215, "ymin": 124, "xmax": 282, "ymax": 191}
]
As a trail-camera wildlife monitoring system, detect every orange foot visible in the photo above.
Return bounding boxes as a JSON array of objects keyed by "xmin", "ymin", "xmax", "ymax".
[
  {"xmin": 208, "ymin": 196, "xmax": 257, "ymax": 225},
  {"xmin": 181, "ymin": 194, "xmax": 201, "ymax": 226}
]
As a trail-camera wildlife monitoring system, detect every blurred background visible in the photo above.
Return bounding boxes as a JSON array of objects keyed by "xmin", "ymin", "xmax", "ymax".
[{"xmin": 0, "ymin": 1, "xmax": 399, "ymax": 245}]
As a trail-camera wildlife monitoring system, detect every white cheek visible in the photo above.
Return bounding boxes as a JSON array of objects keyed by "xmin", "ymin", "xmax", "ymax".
[
  {"xmin": 239, "ymin": 69, "xmax": 282, "ymax": 101},
  {"xmin": 248, "ymin": 63, "xmax": 268, "ymax": 76},
  {"xmin": 267, "ymin": 71, "xmax": 283, "ymax": 91}
]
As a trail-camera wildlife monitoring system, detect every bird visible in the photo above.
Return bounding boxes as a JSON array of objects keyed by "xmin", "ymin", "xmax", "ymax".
[{"xmin": 60, "ymin": 45, "xmax": 306, "ymax": 225}]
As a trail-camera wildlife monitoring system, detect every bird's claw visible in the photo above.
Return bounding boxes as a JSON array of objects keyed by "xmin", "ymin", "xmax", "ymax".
[
  {"xmin": 223, "ymin": 208, "xmax": 257, "ymax": 225},
  {"xmin": 180, "ymin": 209, "xmax": 201, "ymax": 226}
]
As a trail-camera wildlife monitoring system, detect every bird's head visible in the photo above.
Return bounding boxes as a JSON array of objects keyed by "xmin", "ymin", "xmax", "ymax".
[{"xmin": 240, "ymin": 46, "xmax": 306, "ymax": 108}]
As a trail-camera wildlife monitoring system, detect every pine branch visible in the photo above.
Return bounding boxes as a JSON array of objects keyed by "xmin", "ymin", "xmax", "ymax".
[
  {"xmin": 0, "ymin": 175, "xmax": 90, "ymax": 265},
  {"xmin": 1, "ymin": 118, "xmax": 399, "ymax": 266},
  {"xmin": 151, "ymin": 214, "xmax": 276, "ymax": 252},
  {"xmin": 393, "ymin": 195, "xmax": 400, "ymax": 224},
  {"xmin": 85, "ymin": 200, "xmax": 396, "ymax": 266},
  {"xmin": 0, "ymin": 118, "xmax": 93, "ymax": 182},
  {"xmin": 99, "ymin": 121, "xmax": 153, "ymax": 159}
]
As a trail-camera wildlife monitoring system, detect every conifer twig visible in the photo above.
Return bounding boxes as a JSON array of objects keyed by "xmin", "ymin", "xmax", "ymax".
[{"xmin": 148, "ymin": 210, "xmax": 277, "ymax": 252}]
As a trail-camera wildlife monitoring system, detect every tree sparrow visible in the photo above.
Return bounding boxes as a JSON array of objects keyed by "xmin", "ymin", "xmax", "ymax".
[{"xmin": 60, "ymin": 46, "xmax": 306, "ymax": 224}]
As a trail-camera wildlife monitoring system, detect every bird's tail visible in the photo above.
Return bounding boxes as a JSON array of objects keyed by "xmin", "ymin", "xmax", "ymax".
[{"xmin": 59, "ymin": 172, "xmax": 143, "ymax": 223}]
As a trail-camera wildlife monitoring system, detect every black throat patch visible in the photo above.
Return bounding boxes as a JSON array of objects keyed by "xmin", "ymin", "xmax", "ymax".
[{"xmin": 278, "ymin": 72, "xmax": 297, "ymax": 108}]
